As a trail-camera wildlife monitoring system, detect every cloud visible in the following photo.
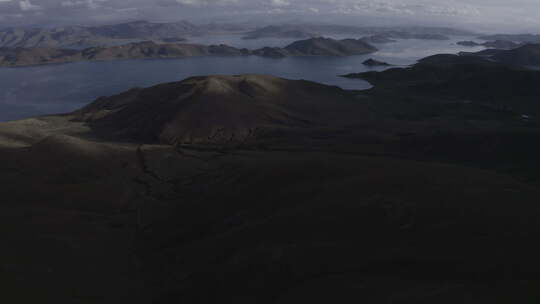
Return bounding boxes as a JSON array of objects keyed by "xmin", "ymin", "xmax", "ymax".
[
  {"xmin": 19, "ymin": 0, "xmax": 40, "ymax": 11},
  {"xmin": 0, "ymin": 0, "xmax": 538, "ymax": 32}
]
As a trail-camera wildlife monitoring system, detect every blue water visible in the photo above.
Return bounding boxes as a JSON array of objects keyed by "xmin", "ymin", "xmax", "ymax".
[{"xmin": 0, "ymin": 35, "xmax": 483, "ymax": 121}]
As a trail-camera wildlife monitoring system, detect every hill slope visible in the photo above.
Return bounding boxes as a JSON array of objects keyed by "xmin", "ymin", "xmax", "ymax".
[
  {"xmin": 0, "ymin": 20, "xmax": 198, "ymax": 49},
  {"xmin": 1, "ymin": 72, "xmax": 540, "ymax": 303},
  {"xmin": 0, "ymin": 37, "xmax": 377, "ymax": 67},
  {"xmin": 75, "ymin": 74, "xmax": 364, "ymax": 144},
  {"xmin": 458, "ymin": 43, "xmax": 540, "ymax": 67}
]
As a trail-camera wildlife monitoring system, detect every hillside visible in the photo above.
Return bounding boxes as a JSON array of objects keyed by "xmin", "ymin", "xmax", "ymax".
[
  {"xmin": 0, "ymin": 37, "xmax": 377, "ymax": 67},
  {"xmin": 457, "ymin": 39, "xmax": 523, "ymax": 49},
  {"xmin": 283, "ymin": 37, "xmax": 377, "ymax": 56},
  {"xmin": 0, "ymin": 20, "xmax": 199, "ymax": 49},
  {"xmin": 242, "ymin": 25, "xmax": 319, "ymax": 40},
  {"xmin": 74, "ymin": 74, "xmax": 365, "ymax": 144},
  {"xmin": 2, "ymin": 72, "xmax": 540, "ymax": 303},
  {"xmin": 0, "ymin": 20, "xmax": 254, "ymax": 49},
  {"xmin": 0, "ymin": 41, "xmax": 244, "ymax": 66},
  {"xmin": 242, "ymin": 24, "xmax": 470, "ymax": 40},
  {"xmin": 458, "ymin": 43, "xmax": 540, "ymax": 67},
  {"xmin": 491, "ymin": 43, "xmax": 540, "ymax": 66},
  {"xmin": 478, "ymin": 33, "xmax": 540, "ymax": 43}
]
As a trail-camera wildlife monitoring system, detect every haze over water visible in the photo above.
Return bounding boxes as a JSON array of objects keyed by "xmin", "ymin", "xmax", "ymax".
[{"xmin": 0, "ymin": 35, "xmax": 484, "ymax": 122}]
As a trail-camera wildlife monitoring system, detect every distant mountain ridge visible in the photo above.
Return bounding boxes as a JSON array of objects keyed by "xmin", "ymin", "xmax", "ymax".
[
  {"xmin": 0, "ymin": 21, "xmax": 475, "ymax": 49},
  {"xmin": 478, "ymin": 33, "xmax": 540, "ymax": 44},
  {"xmin": 0, "ymin": 37, "xmax": 378, "ymax": 67},
  {"xmin": 459, "ymin": 43, "xmax": 540, "ymax": 67},
  {"xmin": 0, "ymin": 20, "xmax": 248, "ymax": 49},
  {"xmin": 457, "ymin": 40, "xmax": 523, "ymax": 49},
  {"xmin": 242, "ymin": 24, "xmax": 473, "ymax": 40}
]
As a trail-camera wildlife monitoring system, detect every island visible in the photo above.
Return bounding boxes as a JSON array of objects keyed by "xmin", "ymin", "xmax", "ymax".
[{"xmin": 362, "ymin": 58, "xmax": 392, "ymax": 66}]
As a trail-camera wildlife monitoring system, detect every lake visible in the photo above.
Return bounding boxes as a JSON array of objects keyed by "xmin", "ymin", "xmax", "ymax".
[{"xmin": 0, "ymin": 35, "xmax": 484, "ymax": 121}]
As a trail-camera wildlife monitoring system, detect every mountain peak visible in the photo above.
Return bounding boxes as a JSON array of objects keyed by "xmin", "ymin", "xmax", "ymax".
[{"xmin": 74, "ymin": 74, "xmax": 358, "ymax": 145}]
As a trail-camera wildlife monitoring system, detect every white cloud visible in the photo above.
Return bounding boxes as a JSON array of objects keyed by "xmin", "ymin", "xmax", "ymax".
[
  {"xmin": 61, "ymin": 0, "xmax": 107, "ymax": 9},
  {"xmin": 19, "ymin": 0, "xmax": 40, "ymax": 11},
  {"xmin": 271, "ymin": 0, "xmax": 290, "ymax": 7},
  {"xmin": 0, "ymin": 0, "xmax": 539, "ymax": 32}
]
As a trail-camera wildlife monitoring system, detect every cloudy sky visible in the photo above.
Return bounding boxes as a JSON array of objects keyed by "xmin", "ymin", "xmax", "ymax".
[{"xmin": 0, "ymin": 0, "xmax": 538, "ymax": 32}]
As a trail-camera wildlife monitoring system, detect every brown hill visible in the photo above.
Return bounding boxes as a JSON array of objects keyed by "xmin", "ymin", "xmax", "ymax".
[{"xmin": 75, "ymin": 74, "xmax": 364, "ymax": 145}]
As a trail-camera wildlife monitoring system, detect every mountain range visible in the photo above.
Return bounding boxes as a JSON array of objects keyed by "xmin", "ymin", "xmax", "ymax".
[
  {"xmin": 458, "ymin": 43, "xmax": 540, "ymax": 67},
  {"xmin": 242, "ymin": 24, "xmax": 473, "ymax": 40},
  {"xmin": 0, "ymin": 20, "xmax": 204, "ymax": 49},
  {"xmin": 478, "ymin": 33, "xmax": 540, "ymax": 44},
  {"xmin": 0, "ymin": 37, "xmax": 377, "ymax": 67},
  {"xmin": 457, "ymin": 40, "xmax": 523, "ymax": 49},
  {"xmin": 0, "ymin": 21, "xmax": 474, "ymax": 49}
]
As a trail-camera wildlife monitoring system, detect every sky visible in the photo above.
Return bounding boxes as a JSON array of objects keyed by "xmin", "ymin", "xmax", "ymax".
[{"xmin": 0, "ymin": 0, "xmax": 539, "ymax": 32}]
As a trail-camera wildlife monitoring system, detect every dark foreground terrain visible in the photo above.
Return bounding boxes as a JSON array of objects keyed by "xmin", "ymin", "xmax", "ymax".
[{"xmin": 1, "ymin": 68, "xmax": 540, "ymax": 302}]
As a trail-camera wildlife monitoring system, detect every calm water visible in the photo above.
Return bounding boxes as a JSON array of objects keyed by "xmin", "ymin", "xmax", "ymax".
[{"xmin": 0, "ymin": 36, "xmax": 483, "ymax": 121}]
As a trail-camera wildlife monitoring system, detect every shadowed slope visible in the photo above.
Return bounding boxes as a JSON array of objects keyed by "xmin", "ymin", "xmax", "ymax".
[
  {"xmin": 2, "ymin": 71, "xmax": 540, "ymax": 303},
  {"xmin": 75, "ymin": 74, "xmax": 365, "ymax": 145}
]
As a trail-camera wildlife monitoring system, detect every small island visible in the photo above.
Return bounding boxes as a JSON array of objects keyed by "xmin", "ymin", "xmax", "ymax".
[{"xmin": 362, "ymin": 58, "xmax": 392, "ymax": 66}]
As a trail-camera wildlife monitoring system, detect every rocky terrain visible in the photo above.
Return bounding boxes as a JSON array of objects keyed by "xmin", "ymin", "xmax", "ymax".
[
  {"xmin": 0, "ymin": 37, "xmax": 377, "ymax": 67},
  {"xmin": 0, "ymin": 41, "xmax": 247, "ymax": 67},
  {"xmin": 2, "ymin": 65, "xmax": 540, "ymax": 302}
]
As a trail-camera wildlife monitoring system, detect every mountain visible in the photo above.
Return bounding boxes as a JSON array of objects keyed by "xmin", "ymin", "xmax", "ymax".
[
  {"xmin": 2, "ymin": 72, "xmax": 540, "ymax": 303},
  {"xmin": 282, "ymin": 37, "xmax": 377, "ymax": 56},
  {"xmin": 478, "ymin": 33, "xmax": 540, "ymax": 43},
  {"xmin": 0, "ymin": 20, "xmax": 201, "ymax": 48},
  {"xmin": 74, "ymin": 75, "xmax": 362, "ymax": 144},
  {"xmin": 490, "ymin": 44, "xmax": 540, "ymax": 66},
  {"xmin": 0, "ymin": 21, "xmax": 472, "ymax": 49},
  {"xmin": 252, "ymin": 37, "xmax": 377, "ymax": 58},
  {"xmin": 376, "ymin": 31, "xmax": 450, "ymax": 40},
  {"xmin": 458, "ymin": 44, "xmax": 540, "ymax": 67},
  {"xmin": 344, "ymin": 53, "xmax": 540, "ymax": 119},
  {"xmin": 242, "ymin": 24, "xmax": 471, "ymax": 40},
  {"xmin": 0, "ymin": 41, "xmax": 250, "ymax": 67},
  {"xmin": 0, "ymin": 20, "xmax": 254, "ymax": 49},
  {"xmin": 242, "ymin": 25, "xmax": 320, "ymax": 40},
  {"xmin": 86, "ymin": 20, "xmax": 197, "ymax": 39},
  {"xmin": 0, "ymin": 37, "xmax": 377, "ymax": 67},
  {"xmin": 0, "ymin": 47, "xmax": 82, "ymax": 66},
  {"xmin": 457, "ymin": 39, "xmax": 523, "ymax": 49}
]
